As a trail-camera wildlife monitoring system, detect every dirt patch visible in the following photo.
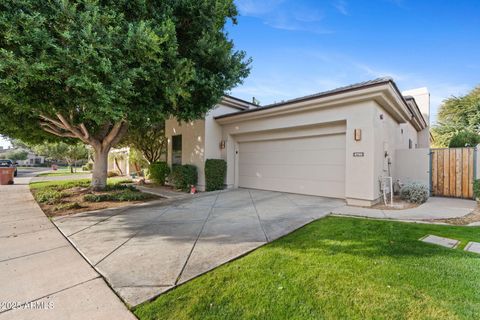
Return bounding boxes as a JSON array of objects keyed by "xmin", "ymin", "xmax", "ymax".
[
  {"xmin": 430, "ymin": 204, "xmax": 480, "ymax": 225},
  {"xmin": 371, "ymin": 196, "xmax": 419, "ymax": 210},
  {"xmin": 33, "ymin": 187, "xmax": 161, "ymax": 218}
]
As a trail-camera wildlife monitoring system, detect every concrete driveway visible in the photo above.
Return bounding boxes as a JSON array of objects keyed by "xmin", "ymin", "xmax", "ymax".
[{"xmin": 53, "ymin": 189, "xmax": 345, "ymax": 306}]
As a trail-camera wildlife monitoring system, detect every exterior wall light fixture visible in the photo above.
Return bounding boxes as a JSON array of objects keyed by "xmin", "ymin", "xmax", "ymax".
[{"xmin": 354, "ymin": 129, "xmax": 362, "ymax": 141}]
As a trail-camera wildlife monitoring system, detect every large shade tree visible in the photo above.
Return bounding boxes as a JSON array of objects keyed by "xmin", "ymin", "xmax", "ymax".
[{"xmin": 0, "ymin": 0, "xmax": 250, "ymax": 189}]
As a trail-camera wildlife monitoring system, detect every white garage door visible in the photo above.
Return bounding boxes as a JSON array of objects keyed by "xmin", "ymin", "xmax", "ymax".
[{"xmin": 238, "ymin": 134, "xmax": 346, "ymax": 198}]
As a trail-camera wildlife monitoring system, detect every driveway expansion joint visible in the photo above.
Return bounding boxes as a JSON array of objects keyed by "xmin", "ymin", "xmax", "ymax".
[{"xmin": 174, "ymin": 192, "xmax": 221, "ymax": 285}]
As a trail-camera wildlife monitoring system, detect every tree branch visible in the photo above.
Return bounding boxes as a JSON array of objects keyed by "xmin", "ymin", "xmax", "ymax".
[
  {"xmin": 103, "ymin": 121, "xmax": 128, "ymax": 148},
  {"xmin": 40, "ymin": 114, "xmax": 68, "ymax": 131},
  {"xmin": 40, "ymin": 123, "xmax": 77, "ymax": 138},
  {"xmin": 56, "ymin": 113, "xmax": 85, "ymax": 140},
  {"xmin": 79, "ymin": 123, "xmax": 90, "ymax": 141}
]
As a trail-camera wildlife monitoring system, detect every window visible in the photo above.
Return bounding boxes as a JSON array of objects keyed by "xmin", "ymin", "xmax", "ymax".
[
  {"xmin": 408, "ymin": 139, "xmax": 413, "ymax": 149},
  {"xmin": 172, "ymin": 135, "xmax": 182, "ymax": 165}
]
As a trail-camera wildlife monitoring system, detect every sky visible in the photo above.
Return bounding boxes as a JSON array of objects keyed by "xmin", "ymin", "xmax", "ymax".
[
  {"xmin": 226, "ymin": 0, "xmax": 480, "ymax": 121},
  {"xmin": 1, "ymin": 0, "xmax": 479, "ymax": 148}
]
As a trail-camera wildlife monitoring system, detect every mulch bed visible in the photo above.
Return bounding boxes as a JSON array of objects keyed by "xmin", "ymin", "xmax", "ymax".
[{"xmin": 34, "ymin": 186, "xmax": 160, "ymax": 218}]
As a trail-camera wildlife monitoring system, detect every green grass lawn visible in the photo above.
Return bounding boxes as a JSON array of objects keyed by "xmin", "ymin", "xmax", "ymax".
[
  {"xmin": 135, "ymin": 217, "xmax": 480, "ymax": 320},
  {"xmin": 29, "ymin": 177, "xmax": 131, "ymax": 191},
  {"xmin": 36, "ymin": 167, "xmax": 89, "ymax": 176}
]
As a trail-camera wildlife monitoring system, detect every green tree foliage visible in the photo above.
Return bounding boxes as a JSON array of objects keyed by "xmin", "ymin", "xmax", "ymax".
[
  {"xmin": 0, "ymin": 0, "xmax": 250, "ymax": 189},
  {"xmin": 0, "ymin": 149, "xmax": 28, "ymax": 161},
  {"xmin": 33, "ymin": 142, "xmax": 88, "ymax": 172},
  {"xmin": 128, "ymin": 147, "xmax": 149, "ymax": 175},
  {"xmin": 448, "ymin": 130, "xmax": 480, "ymax": 148},
  {"xmin": 432, "ymin": 86, "xmax": 480, "ymax": 147},
  {"xmin": 121, "ymin": 122, "xmax": 167, "ymax": 164}
]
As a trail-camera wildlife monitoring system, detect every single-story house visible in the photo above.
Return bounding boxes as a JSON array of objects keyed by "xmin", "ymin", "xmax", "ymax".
[{"xmin": 167, "ymin": 77, "xmax": 430, "ymax": 206}]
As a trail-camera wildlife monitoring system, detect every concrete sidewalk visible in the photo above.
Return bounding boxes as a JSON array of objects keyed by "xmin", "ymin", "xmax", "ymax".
[
  {"xmin": 0, "ymin": 173, "xmax": 135, "ymax": 320},
  {"xmin": 333, "ymin": 196, "xmax": 476, "ymax": 221}
]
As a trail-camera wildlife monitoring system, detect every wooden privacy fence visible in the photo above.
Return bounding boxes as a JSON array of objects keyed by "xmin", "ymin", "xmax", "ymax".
[{"xmin": 430, "ymin": 147, "xmax": 476, "ymax": 199}]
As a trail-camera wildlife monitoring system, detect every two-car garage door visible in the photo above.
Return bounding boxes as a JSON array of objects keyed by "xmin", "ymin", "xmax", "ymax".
[{"xmin": 238, "ymin": 134, "xmax": 346, "ymax": 198}]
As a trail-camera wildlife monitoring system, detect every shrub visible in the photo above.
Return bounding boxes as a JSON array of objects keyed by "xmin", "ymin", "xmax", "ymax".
[
  {"xmin": 169, "ymin": 165, "xmax": 197, "ymax": 191},
  {"xmin": 474, "ymin": 180, "xmax": 480, "ymax": 199},
  {"xmin": 205, "ymin": 159, "xmax": 227, "ymax": 191},
  {"xmin": 54, "ymin": 202, "xmax": 83, "ymax": 211},
  {"xmin": 82, "ymin": 162, "xmax": 93, "ymax": 171},
  {"xmin": 149, "ymin": 162, "xmax": 171, "ymax": 185},
  {"xmin": 448, "ymin": 130, "xmax": 480, "ymax": 148},
  {"xmin": 104, "ymin": 184, "xmax": 137, "ymax": 192},
  {"xmin": 84, "ymin": 190, "xmax": 152, "ymax": 202},
  {"xmin": 35, "ymin": 189, "xmax": 67, "ymax": 205},
  {"xmin": 107, "ymin": 171, "xmax": 119, "ymax": 177},
  {"xmin": 400, "ymin": 183, "xmax": 429, "ymax": 204}
]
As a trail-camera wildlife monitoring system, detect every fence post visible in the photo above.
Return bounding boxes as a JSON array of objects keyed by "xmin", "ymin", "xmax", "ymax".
[{"xmin": 429, "ymin": 149, "xmax": 433, "ymax": 196}]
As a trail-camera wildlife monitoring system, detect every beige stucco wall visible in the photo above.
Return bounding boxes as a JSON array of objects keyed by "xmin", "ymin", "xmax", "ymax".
[
  {"xmin": 395, "ymin": 148, "xmax": 430, "ymax": 188},
  {"xmin": 403, "ymin": 87, "xmax": 430, "ymax": 148},
  {"xmin": 165, "ymin": 119, "xmax": 206, "ymax": 189},
  {"xmin": 165, "ymin": 105, "xmax": 241, "ymax": 190},
  {"xmin": 372, "ymin": 104, "xmax": 420, "ymax": 201}
]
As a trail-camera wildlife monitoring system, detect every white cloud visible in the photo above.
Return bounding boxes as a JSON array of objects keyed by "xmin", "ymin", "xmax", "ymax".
[
  {"xmin": 236, "ymin": 0, "xmax": 285, "ymax": 16},
  {"xmin": 353, "ymin": 62, "xmax": 409, "ymax": 81},
  {"xmin": 333, "ymin": 0, "xmax": 349, "ymax": 15},
  {"xmin": 236, "ymin": 0, "xmax": 332, "ymax": 34}
]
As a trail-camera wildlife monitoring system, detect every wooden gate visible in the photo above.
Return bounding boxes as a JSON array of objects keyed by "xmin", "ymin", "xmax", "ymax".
[{"xmin": 430, "ymin": 148, "xmax": 476, "ymax": 199}]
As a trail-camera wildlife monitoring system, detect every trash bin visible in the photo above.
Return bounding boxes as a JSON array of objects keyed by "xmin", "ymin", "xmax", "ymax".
[{"xmin": 0, "ymin": 167, "xmax": 15, "ymax": 185}]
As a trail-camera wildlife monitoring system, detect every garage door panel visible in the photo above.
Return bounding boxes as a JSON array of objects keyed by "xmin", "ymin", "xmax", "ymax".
[
  {"xmin": 239, "ymin": 164, "xmax": 345, "ymax": 181},
  {"xmin": 238, "ymin": 133, "xmax": 346, "ymax": 198},
  {"xmin": 239, "ymin": 176, "xmax": 345, "ymax": 199},
  {"xmin": 239, "ymin": 149, "xmax": 346, "ymax": 166},
  {"xmin": 239, "ymin": 135, "xmax": 343, "ymax": 152}
]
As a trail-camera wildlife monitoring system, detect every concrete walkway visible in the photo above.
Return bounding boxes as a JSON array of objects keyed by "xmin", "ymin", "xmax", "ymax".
[
  {"xmin": 0, "ymin": 171, "xmax": 135, "ymax": 320},
  {"xmin": 333, "ymin": 196, "xmax": 476, "ymax": 221},
  {"xmin": 52, "ymin": 189, "xmax": 345, "ymax": 306}
]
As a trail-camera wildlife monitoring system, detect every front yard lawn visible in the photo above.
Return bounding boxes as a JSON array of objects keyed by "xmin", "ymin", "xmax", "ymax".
[
  {"xmin": 30, "ymin": 177, "xmax": 157, "ymax": 217},
  {"xmin": 135, "ymin": 217, "xmax": 480, "ymax": 320}
]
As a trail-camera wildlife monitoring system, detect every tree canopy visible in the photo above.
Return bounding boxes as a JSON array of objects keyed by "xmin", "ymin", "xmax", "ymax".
[
  {"xmin": 120, "ymin": 122, "xmax": 167, "ymax": 164},
  {"xmin": 0, "ymin": 149, "xmax": 28, "ymax": 161},
  {"xmin": 0, "ymin": 0, "xmax": 250, "ymax": 188},
  {"xmin": 33, "ymin": 141, "xmax": 88, "ymax": 169},
  {"xmin": 432, "ymin": 86, "xmax": 480, "ymax": 147}
]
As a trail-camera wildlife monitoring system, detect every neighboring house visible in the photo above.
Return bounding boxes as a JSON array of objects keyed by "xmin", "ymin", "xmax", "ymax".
[
  {"xmin": 107, "ymin": 147, "xmax": 130, "ymax": 176},
  {"xmin": 166, "ymin": 78, "xmax": 430, "ymax": 206},
  {"xmin": 0, "ymin": 148, "xmax": 45, "ymax": 166}
]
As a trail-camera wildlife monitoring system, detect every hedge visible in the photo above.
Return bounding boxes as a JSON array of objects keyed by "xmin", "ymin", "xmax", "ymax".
[
  {"xmin": 169, "ymin": 165, "xmax": 197, "ymax": 191},
  {"xmin": 205, "ymin": 159, "xmax": 227, "ymax": 191},
  {"xmin": 149, "ymin": 162, "xmax": 170, "ymax": 185}
]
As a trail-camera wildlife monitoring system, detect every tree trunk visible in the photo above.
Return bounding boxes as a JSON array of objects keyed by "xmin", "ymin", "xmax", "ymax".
[
  {"xmin": 92, "ymin": 148, "xmax": 110, "ymax": 191},
  {"xmin": 114, "ymin": 157, "xmax": 123, "ymax": 175}
]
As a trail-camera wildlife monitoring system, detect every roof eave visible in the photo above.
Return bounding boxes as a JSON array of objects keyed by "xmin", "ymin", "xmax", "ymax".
[{"xmin": 216, "ymin": 82, "xmax": 412, "ymax": 125}]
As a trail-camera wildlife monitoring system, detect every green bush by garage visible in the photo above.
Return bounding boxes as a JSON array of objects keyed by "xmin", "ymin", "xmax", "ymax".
[
  {"xmin": 169, "ymin": 165, "xmax": 197, "ymax": 191},
  {"xmin": 149, "ymin": 162, "xmax": 171, "ymax": 185},
  {"xmin": 205, "ymin": 159, "xmax": 227, "ymax": 191}
]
